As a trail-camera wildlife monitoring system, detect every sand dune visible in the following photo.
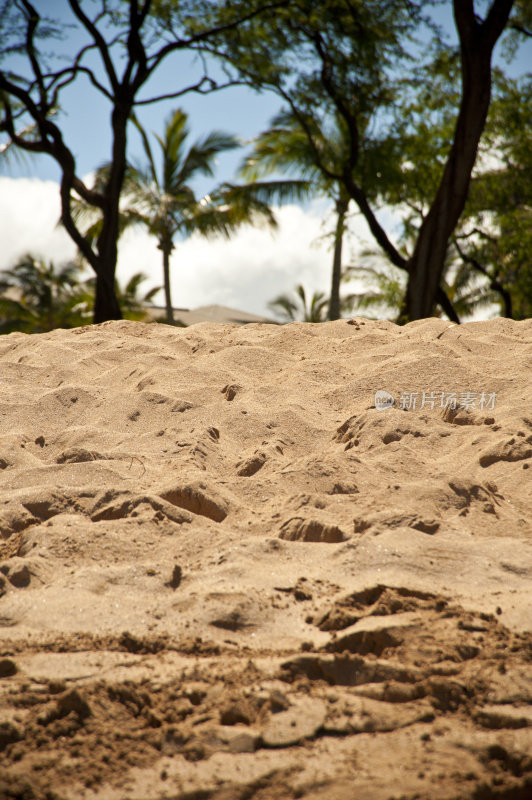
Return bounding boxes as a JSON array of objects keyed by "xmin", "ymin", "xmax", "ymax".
[{"xmin": 0, "ymin": 317, "xmax": 531, "ymax": 799}]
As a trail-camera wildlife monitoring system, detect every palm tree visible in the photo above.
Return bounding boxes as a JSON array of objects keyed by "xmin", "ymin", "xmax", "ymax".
[
  {"xmin": 131, "ymin": 109, "xmax": 313, "ymax": 324},
  {"xmin": 0, "ymin": 254, "xmax": 161, "ymax": 333},
  {"xmin": 268, "ymin": 284, "xmax": 330, "ymax": 323},
  {"xmin": 75, "ymin": 109, "xmax": 305, "ymax": 325},
  {"xmin": 0, "ymin": 254, "xmax": 92, "ymax": 333},
  {"xmin": 440, "ymin": 260, "xmax": 500, "ymax": 321},
  {"xmin": 123, "ymin": 110, "xmax": 243, "ymax": 324},
  {"xmin": 345, "ymin": 250, "xmax": 499, "ymax": 323},
  {"xmin": 241, "ymin": 109, "xmax": 355, "ymax": 321},
  {"xmin": 117, "ymin": 272, "xmax": 161, "ymax": 321},
  {"xmin": 343, "ymin": 262, "xmax": 407, "ymax": 321}
]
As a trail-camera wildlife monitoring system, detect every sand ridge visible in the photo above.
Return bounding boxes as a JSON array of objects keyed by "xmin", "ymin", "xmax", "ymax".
[{"xmin": 0, "ymin": 317, "xmax": 531, "ymax": 799}]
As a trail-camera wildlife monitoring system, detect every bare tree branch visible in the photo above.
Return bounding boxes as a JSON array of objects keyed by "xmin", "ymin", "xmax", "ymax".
[
  {"xmin": 453, "ymin": 236, "xmax": 512, "ymax": 317},
  {"xmin": 147, "ymin": 0, "xmax": 290, "ymax": 74},
  {"xmin": 67, "ymin": 0, "xmax": 120, "ymax": 93},
  {"xmin": 135, "ymin": 75, "xmax": 248, "ymax": 105}
]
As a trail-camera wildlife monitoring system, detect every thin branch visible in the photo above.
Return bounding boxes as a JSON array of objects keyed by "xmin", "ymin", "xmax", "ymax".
[
  {"xmin": 60, "ymin": 174, "xmax": 100, "ymax": 275},
  {"xmin": 20, "ymin": 1, "xmax": 48, "ymax": 110},
  {"xmin": 123, "ymin": 0, "xmax": 149, "ymax": 88},
  {"xmin": 482, "ymin": 0, "xmax": 517, "ymax": 49},
  {"xmin": 67, "ymin": 0, "xmax": 120, "ymax": 93},
  {"xmin": 0, "ymin": 72, "xmax": 105, "ymax": 209},
  {"xmin": 277, "ymin": 90, "xmax": 342, "ymax": 182},
  {"xmin": 308, "ymin": 27, "xmax": 359, "ymax": 172},
  {"xmin": 453, "ymin": 237, "xmax": 493, "ymax": 278},
  {"xmin": 42, "ymin": 64, "xmax": 114, "ymax": 102},
  {"xmin": 192, "ymin": 31, "xmax": 407, "ymax": 273},
  {"xmin": 454, "ymin": 226, "xmax": 498, "ymax": 243},
  {"xmin": 403, "ymin": 197, "xmax": 426, "ymax": 218},
  {"xmin": 0, "ymin": 74, "xmax": 50, "ymax": 145},
  {"xmin": 509, "ymin": 22, "xmax": 532, "ymax": 37},
  {"xmin": 345, "ymin": 177, "xmax": 408, "ymax": 270},
  {"xmin": 453, "ymin": 236, "xmax": 512, "ymax": 317},
  {"xmin": 436, "ymin": 286, "xmax": 460, "ymax": 322},
  {"xmin": 146, "ymin": 0, "xmax": 290, "ymax": 74},
  {"xmin": 134, "ymin": 75, "xmax": 248, "ymax": 105}
]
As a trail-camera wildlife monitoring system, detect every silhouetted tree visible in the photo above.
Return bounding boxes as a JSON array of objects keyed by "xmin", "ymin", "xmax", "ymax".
[{"xmin": 0, "ymin": 0, "xmax": 284, "ymax": 322}]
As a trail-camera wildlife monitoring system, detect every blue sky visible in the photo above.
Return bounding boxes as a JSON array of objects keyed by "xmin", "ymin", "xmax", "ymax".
[{"xmin": 2, "ymin": 2, "xmax": 284, "ymax": 187}]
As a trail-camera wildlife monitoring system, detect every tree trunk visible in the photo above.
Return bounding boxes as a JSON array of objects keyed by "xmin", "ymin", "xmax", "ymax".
[
  {"xmin": 58, "ymin": 156, "xmax": 124, "ymax": 324},
  {"xmin": 328, "ymin": 196, "xmax": 349, "ymax": 321},
  {"xmin": 93, "ymin": 270, "xmax": 123, "ymax": 323},
  {"xmin": 404, "ymin": 0, "xmax": 514, "ymax": 321},
  {"xmin": 92, "ymin": 102, "xmax": 131, "ymax": 324},
  {"xmin": 497, "ymin": 283, "xmax": 513, "ymax": 318},
  {"xmin": 161, "ymin": 241, "xmax": 175, "ymax": 325}
]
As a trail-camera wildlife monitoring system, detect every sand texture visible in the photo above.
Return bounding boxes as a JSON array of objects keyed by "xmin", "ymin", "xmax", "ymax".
[{"xmin": 0, "ymin": 317, "xmax": 531, "ymax": 800}]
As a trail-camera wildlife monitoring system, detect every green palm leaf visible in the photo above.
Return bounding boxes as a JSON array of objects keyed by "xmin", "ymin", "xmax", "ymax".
[
  {"xmin": 0, "ymin": 254, "xmax": 92, "ymax": 332},
  {"xmin": 73, "ymin": 107, "xmax": 296, "ymax": 325},
  {"xmin": 269, "ymin": 284, "xmax": 329, "ymax": 323},
  {"xmin": 178, "ymin": 130, "xmax": 240, "ymax": 188}
]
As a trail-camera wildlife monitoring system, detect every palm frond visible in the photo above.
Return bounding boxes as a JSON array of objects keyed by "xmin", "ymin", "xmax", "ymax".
[
  {"xmin": 268, "ymin": 284, "xmax": 329, "ymax": 323},
  {"xmin": 177, "ymin": 130, "xmax": 240, "ymax": 188},
  {"xmin": 234, "ymin": 178, "xmax": 312, "ymax": 206},
  {"xmin": 268, "ymin": 294, "xmax": 299, "ymax": 322},
  {"xmin": 130, "ymin": 113, "xmax": 159, "ymax": 185},
  {"xmin": 0, "ymin": 254, "xmax": 92, "ymax": 332},
  {"xmin": 158, "ymin": 109, "xmax": 190, "ymax": 190}
]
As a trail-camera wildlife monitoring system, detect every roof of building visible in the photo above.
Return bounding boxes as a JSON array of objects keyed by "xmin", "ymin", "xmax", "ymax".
[{"xmin": 145, "ymin": 304, "xmax": 279, "ymax": 326}]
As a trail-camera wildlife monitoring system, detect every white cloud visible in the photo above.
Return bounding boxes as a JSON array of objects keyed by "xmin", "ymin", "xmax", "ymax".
[
  {"xmin": 117, "ymin": 202, "xmax": 365, "ymax": 317},
  {"xmin": 0, "ymin": 177, "xmax": 376, "ymax": 318},
  {"xmin": 0, "ymin": 177, "xmax": 77, "ymax": 269}
]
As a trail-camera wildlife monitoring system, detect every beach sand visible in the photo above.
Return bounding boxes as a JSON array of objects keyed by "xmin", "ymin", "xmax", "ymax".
[{"xmin": 0, "ymin": 317, "xmax": 531, "ymax": 799}]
